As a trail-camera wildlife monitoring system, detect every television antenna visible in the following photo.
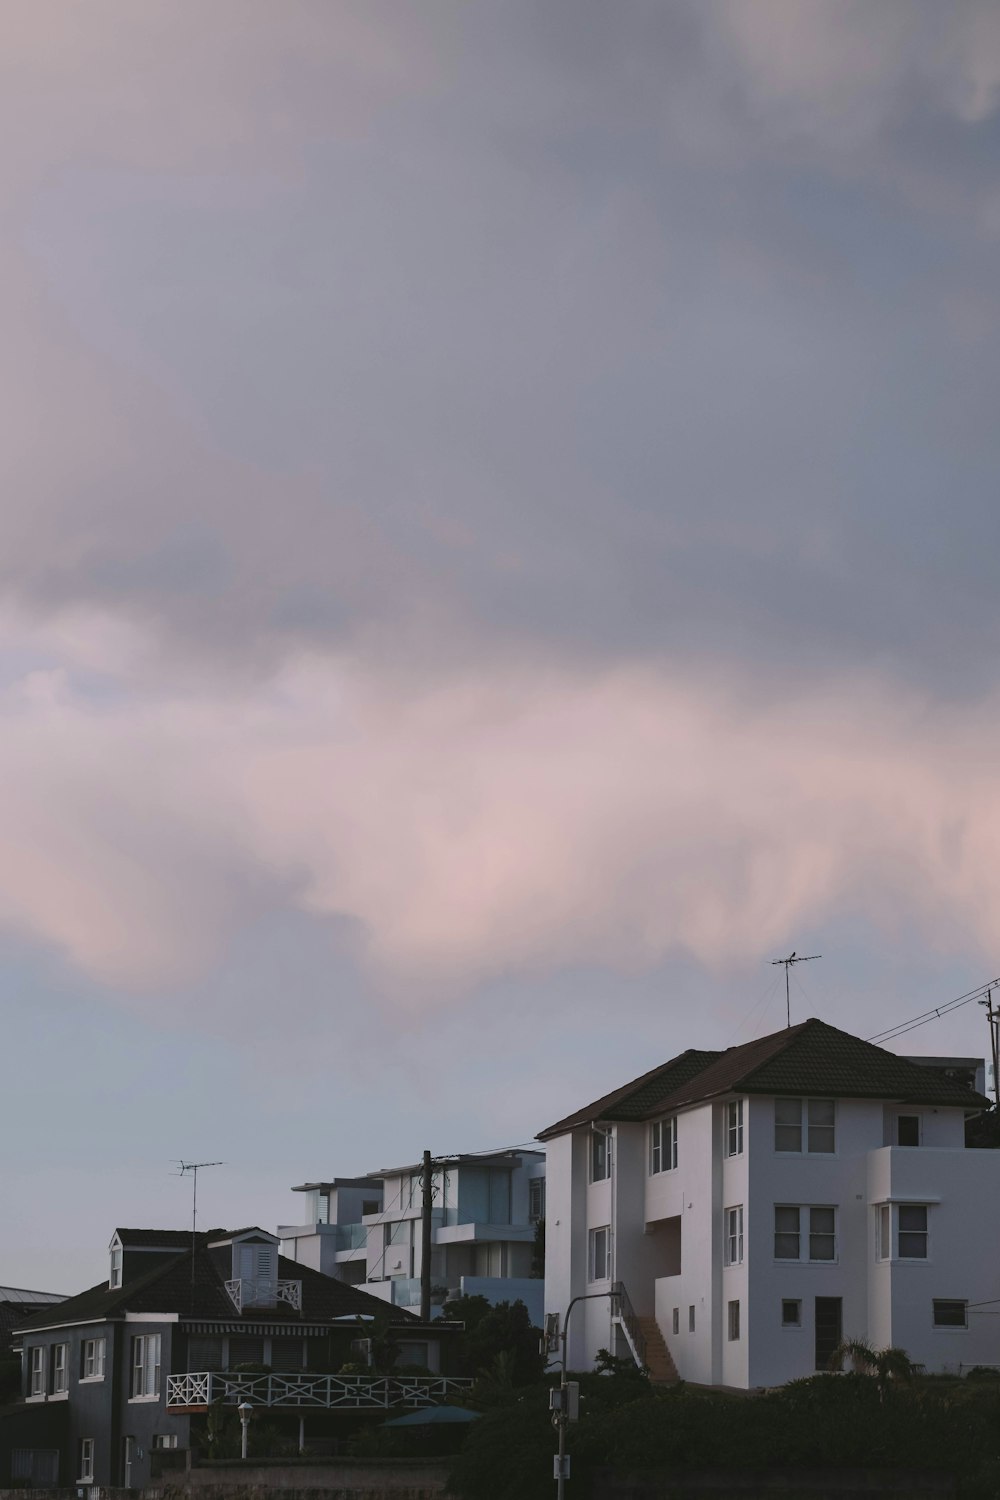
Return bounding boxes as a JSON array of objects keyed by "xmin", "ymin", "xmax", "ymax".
[
  {"xmin": 173, "ymin": 1160, "xmax": 224, "ymax": 1282},
  {"xmin": 770, "ymin": 953, "xmax": 821, "ymax": 1029}
]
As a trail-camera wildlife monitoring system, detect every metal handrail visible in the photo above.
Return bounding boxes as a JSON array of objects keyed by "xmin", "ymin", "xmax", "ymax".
[{"xmin": 611, "ymin": 1281, "xmax": 647, "ymax": 1368}]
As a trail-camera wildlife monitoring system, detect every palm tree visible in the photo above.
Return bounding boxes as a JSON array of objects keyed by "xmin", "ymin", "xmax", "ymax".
[{"xmin": 830, "ymin": 1338, "xmax": 919, "ymax": 1400}]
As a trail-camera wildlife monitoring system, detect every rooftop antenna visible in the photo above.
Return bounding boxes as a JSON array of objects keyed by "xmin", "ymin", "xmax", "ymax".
[
  {"xmin": 173, "ymin": 1160, "xmax": 224, "ymax": 1283},
  {"xmin": 770, "ymin": 952, "xmax": 821, "ymax": 1029}
]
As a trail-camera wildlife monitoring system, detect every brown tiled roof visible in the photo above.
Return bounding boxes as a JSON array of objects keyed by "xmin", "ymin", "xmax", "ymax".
[
  {"xmin": 537, "ymin": 1019, "xmax": 989, "ymax": 1139},
  {"xmin": 536, "ymin": 1049, "xmax": 721, "ymax": 1139}
]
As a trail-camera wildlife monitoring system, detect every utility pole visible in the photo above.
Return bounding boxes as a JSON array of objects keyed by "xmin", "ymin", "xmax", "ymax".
[
  {"xmin": 420, "ymin": 1149, "xmax": 433, "ymax": 1323},
  {"xmin": 771, "ymin": 952, "xmax": 821, "ymax": 1028},
  {"xmin": 980, "ymin": 989, "xmax": 1000, "ymax": 1109}
]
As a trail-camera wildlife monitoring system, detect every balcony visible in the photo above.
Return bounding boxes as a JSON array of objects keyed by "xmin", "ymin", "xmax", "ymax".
[
  {"xmin": 224, "ymin": 1278, "xmax": 302, "ymax": 1312},
  {"xmin": 166, "ymin": 1370, "xmax": 474, "ymax": 1411}
]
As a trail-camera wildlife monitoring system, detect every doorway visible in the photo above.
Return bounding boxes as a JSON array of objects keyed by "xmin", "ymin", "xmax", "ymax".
[{"xmin": 814, "ymin": 1297, "xmax": 842, "ymax": 1372}]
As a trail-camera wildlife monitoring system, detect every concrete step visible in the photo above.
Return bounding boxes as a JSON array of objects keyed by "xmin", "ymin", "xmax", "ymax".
[{"xmin": 637, "ymin": 1315, "xmax": 680, "ymax": 1384}]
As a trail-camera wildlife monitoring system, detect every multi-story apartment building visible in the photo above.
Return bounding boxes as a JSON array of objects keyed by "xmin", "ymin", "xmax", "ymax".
[
  {"xmin": 539, "ymin": 1019, "xmax": 998, "ymax": 1388},
  {"xmin": 280, "ymin": 1150, "xmax": 546, "ymax": 1323}
]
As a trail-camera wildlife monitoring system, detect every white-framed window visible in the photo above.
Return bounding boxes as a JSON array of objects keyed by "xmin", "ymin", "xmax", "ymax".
[
  {"xmin": 649, "ymin": 1116, "xmax": 678, "ymax": 1174},
  {"xmin": 51, "ymin": 1344, "xmax": 68, "ymax": 1394},
  {"xmin": 726, "ymin": 1099, "xmax": 744, "ymax": 1157},
  {"xmin": 79, "ymin": 1438, "xmax": 95, "ymax": 1483},
  {"xmin": 932, "ymin": 1300, "xmax": 967, "ymax": 1328},
  {"xmin": 82, "ymin": 1338, "xmax": 106, "ymax": 1381},
  {"xmin": 897, "ymin": 1114, "xmax": 920, "ymax": 1147},
  {"xmin": 130, "ymin": 1333, "xmax": 161, "ymax": 1399},
  {"xmin": 774, "ymin": 1098, "xmax": 835, "ymax": 1153},
  {"xmin": 781, "ymin": 1299, "xmax": 801, "ymax": 1327},
  {"xmin": 152, "ymin": 1434, "xmax": 178, "ymax": 1449},
  {"xmin": 528, "ymin": 1178, "xmax": 546, "ymax": 1223},
  {"xmin": 774, "ymin": 1205, "xmax": 837, "ymax": 1262},
  {"xmin": 877, "ymin": 1204, "xmax": 929, "ymax": 1261},
  {"xmin": 588, "ymin": 1225, "xmax": 611, "ymax": 1282},
  {"xmin": 688, "ymin": 1305, "xmax": 695, "ymax": 1332},
  {"xmin": 110, "ymin": 1243, "xmax": 123, "ymax": 1288},
  {"xmin": 29, "ymin": 1347, "xmax": 45, "ymax": 1397},
  {"xmin": 724, "ymin": 1205, "xmax": 744, "ymax": 1266},
  {"xmin": 591, "ymin": 1129, "xmax": 611, "ymax": 1182},
  {"xmin": 671, "ymin": 1307, "xmax": 679, "ymax": 1335},
  {"xmin": 728, "ymin": 1300, "xmax": 740, "ymax": 1341}
]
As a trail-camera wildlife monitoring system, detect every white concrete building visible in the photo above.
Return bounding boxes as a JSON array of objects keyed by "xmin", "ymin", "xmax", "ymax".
[
  {"xmin": 280, "ymin": 1151, "xmax": 546, "ymax": 1324},
  {"xmin": 539, "ymin": 1019, "xmax": 998, "ymax": 1388}
]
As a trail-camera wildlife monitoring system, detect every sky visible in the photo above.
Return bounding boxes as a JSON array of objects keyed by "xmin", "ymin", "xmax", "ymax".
[{"xmin": 3, "ymin": 0, "xmax": 1000, "ymax": 1294}]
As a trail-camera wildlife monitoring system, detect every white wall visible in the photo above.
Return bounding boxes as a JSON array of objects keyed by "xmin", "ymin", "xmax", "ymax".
[{"xmin": 868, "ymin": 1146, "xmax": 1000, "ymax": 1373}]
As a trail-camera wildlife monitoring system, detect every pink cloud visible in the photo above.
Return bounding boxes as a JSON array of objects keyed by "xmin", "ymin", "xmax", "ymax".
[{"xmin": 0, "ymin": 641, "xmax": 996, "ymax": 1004}]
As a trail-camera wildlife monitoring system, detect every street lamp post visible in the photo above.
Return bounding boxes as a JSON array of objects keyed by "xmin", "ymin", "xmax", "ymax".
[
  {"xmin": 553, "ymin": 1288, "xmax": 620, "ymax": 1500},
  {"xmin": 238, "ymin": 1401, "xmax": 253, "ymax": 1460}
]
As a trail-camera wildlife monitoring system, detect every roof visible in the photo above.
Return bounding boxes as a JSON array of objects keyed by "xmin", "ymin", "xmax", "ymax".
[
  {"xmin": 538, "ymin": 1019, "xmax": 990, "ymax": 1139},
  {"xmin": 0, "ymin": 1287, "xmax": 65, "ymax": 1304},
  {"xmin": 537, "ymin": 1049, "xmax": 722, "ymax": 1139},
  {"xmin": 375, "ymin": 1150, "xmax": 540, "ymax": 1176},
  {"xmin": 14, "ymin": 1230, "xmax": 420, "ymax": 1336}
]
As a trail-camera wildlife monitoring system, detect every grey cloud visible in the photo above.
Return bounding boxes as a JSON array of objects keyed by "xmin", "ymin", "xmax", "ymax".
[{"xmin": 2, "ymin": 1, "xmax": 1000, "ymax": 692}]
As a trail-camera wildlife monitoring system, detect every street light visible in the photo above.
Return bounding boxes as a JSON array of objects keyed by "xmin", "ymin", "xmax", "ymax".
[
  {"xmin": 238, "ymin": 1401, "xmax": 253, "ymax": 1460},
  {"xmin": 551, "ymin": 1286, "xmax": 621, "ymax": 1500}
]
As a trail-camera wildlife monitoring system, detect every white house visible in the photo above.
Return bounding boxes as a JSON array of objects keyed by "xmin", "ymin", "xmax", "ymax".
[
  {"xmin": 280, "ymin": 1150, "xmax": 546, "ymax": 1324},
  {"xmin": 539, "ymin": 1018, "xmax": 999, "ymax": 1388}
]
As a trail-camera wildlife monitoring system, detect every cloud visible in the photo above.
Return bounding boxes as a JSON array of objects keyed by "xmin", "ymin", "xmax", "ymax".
[{"xmin": 0, "ymin": 636, "xmax": 997, "ymax": 1004}]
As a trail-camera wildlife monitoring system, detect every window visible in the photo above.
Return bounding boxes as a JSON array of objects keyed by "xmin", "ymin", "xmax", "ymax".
[
  {"xmin": 588, "ymin": 1225, "xmax": 611, "ymax": 1282},
  {"xmin": 726, "ymin": 1099, "xmax": 744, "ymax": 1157},
  {"xmin": 809, "ymin": 1207, "xmax": 836, "ymax": 1261},
  {"xmin": 316, "ymin": 1191, "xmax": 330, "ymax": 1224},
  {"xmin": 688, "ymin": 1305, "xmax": 696, "ymax": 1332},
  {"xmin": 82, "ymin": 1338, "xmax": 106, "ymax": 1381},
  {"xmin": 529, "ymin": 1178, "xmax": 546, "ymax": 1223},
  {"xmin": 51, "ymin": 1344, "xmax": 67, "ymax": 1394},
  {"xmin": 362, "ymin": 1198, "xmax": 380, "ymax": 1215},
  {"xmin": 11, "ymin": 1451, "xmax": 59, "ymax": 1485},
  {"xmin": 152, "ymin": 1434, "xmax": 178, "ymax": 1450},
  {"xmin": 130, "ymin": 1333, "xmax": 161, "ymax": 1399},
  {"xmin": 728, "ymin": 1300, "xmax": 740, "ymax": 1341},
  {"xmin": 781, "ymin": 1299, "xmax": 801, "ymax": 1327},
  {"xmin": 29, "ymin": 1347, "xmax": 45, "ymax": 1397},
  {"xmin": 672, "ymin": 1307, "xmax": 679, "ymax": 1335},
  {"xmin": 898, "ymin": 1205, "xmax": 928, "ymax": 1259},
  {"xmin": 876, "ymin": 1203, "xmax": 929, "ymax": 1260},
  {"xmin": 591, "ymin": 1129, "xmax": 610, "ymax": 1182},
  {"xmin": 724, "ymin": 1205, "xmax": 744, "ymax": 1266},
  {"xmin": 774, "ymin": 1098, "xmax": 835, "ymax": 1153},
  {"xmin": 774, "ymin": 1205, "xmax": 837, "ymax": 1262},
  {"xmin": 897, "ymin": 1114, "xmax": 920, "ymax": 1147},
  {"xmin": 650, "ymin": 1116, "xmax": 678, "ymax": 1174},
  {"xmin": 933, "ymin": 1300, "xmax": 967, "ymax": 1328},
  {"xmin": 79, "ymin": 1438, "xmax": 95, "ymax": 1482},
  {"xmin": 110, "ymin": 1244, "xmax": 123, "ymax": 1288}
]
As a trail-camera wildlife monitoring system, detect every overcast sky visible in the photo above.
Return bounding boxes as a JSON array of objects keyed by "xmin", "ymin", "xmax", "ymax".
[{"xmin": 3, "ymin": 1, "xmax": 1000, "ymax": 1293}]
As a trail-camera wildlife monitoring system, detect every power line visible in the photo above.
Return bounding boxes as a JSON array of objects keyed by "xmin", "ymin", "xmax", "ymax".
[{"xmin": 866, "ymin": 978, "xmax": 999, "ymax": 1046}]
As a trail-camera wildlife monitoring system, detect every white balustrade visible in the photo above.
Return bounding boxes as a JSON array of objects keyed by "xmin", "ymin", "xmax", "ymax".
[{"xmin": 166, "ymin": 1371, "xmax": 473, "ymax": 1410}]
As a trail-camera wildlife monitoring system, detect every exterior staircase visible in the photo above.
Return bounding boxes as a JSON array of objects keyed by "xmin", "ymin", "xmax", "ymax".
[{"xmin": 637, "ymin": 1315, "xmax": 680, "ymax": 1384}]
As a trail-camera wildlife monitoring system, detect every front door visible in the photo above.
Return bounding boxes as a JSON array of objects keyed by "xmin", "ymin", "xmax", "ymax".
[
  {"xmin": 123, "ymin": 1435, "xmax": 134, "ymax": 1487},
  {"xmin": 814, "ymin": 1297, "xmax": 842, "ymax": 1372}
]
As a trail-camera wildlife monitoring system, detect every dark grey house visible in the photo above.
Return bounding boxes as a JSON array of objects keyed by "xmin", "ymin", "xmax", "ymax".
[{"xmin": 10, "ymin": 1226, "xmax": 467, "ymax": 1488}]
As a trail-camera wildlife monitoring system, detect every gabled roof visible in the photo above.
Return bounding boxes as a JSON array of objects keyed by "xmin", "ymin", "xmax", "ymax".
[
  {"xmin": 537, "ymin": 1049, "xmax": 722, "ymax": 1139},
  {"xmin": 538, "ymin": 1019, "xmax": 990, "ymax": 1139},
  {"xmin": 14, "ymin": 1231, "xmax": 419, "ymax": 1335}
]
